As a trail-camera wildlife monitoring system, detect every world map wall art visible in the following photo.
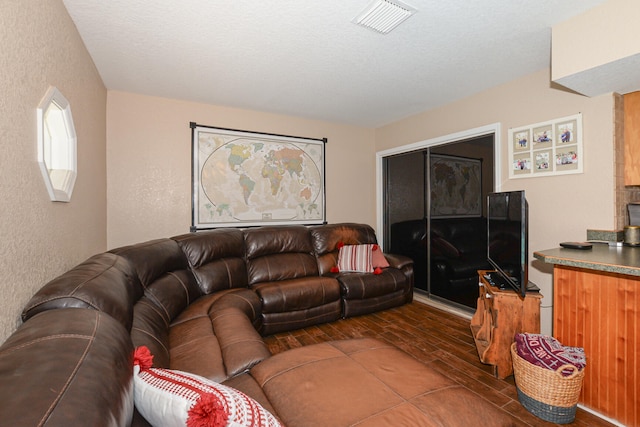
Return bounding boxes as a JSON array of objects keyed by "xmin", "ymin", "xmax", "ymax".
[{"xmin": 190, "ymin": 123, "xmax": 326, "ymax": 230}]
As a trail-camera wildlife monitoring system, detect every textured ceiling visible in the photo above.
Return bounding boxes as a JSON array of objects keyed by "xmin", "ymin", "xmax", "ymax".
[{"xmin": 62, "ymin": 0, "xmax": 607, "ymax": 127}]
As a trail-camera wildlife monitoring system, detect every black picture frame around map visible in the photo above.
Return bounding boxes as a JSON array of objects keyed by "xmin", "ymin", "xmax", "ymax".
[
  {"xmin": 429, "ymin": 153, "xmax": 482, "ymax": 218},
  {"xmin": 190, "ymin": 122, "xmax": 326, "ymax": 231}
]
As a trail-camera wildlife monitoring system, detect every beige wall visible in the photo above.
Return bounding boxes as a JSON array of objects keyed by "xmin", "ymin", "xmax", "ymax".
[
  {"xmin": 0, "ymin": 1, "xmax": 107, "ymax": 342},
  {"xmin": 376, "ymin": 69, "xmax": 615, "ymax": 334},
  {"xmin": 106, "ymin": 91, "xmax": 375, "ymax": 249}
]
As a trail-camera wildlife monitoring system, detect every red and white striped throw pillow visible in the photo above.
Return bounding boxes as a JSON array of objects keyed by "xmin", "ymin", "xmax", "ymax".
[
  {"xmin": 133, "ymin": 346, "xmax": 281, "ymax": 427},
  {"xmin": 371, "ymin": 246, "xmax": 390, "ymax": 268},
  {"xmin": 337, "ymin": 244, "xmax": 375, "ymax": 273}
]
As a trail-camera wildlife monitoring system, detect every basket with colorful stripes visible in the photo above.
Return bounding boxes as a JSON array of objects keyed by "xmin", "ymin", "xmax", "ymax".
[{"xmin": 510, "ymin": 342, "xmax": 585, "ymax": 424}]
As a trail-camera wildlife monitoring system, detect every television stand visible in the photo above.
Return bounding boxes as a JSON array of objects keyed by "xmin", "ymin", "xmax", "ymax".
[
  {"xmin": 483, "ymin": 271, "xmax": 513, "ymax": 290},
  {"xmin": 470, "ymin": 270, "xmax": 542, "ymax": 378}
]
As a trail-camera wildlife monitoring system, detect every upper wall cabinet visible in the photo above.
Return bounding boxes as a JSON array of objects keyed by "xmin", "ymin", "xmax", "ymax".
[
  {"xmin": 625, "ymin": 91, "xmax": 640, "ymax": 186},
  {"xmin": 37, "ymin": 87, "xmax": 77, "ymax": 202}
]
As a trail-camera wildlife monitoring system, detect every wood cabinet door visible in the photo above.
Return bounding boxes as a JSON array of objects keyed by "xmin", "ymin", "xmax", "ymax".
[{"xmin": 624, "ymin": 91, "xmax": 640, "ymax": 185}]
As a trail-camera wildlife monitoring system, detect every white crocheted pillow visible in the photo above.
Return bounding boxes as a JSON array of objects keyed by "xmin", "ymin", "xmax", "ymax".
[{"xmin": 133, "ymin": 346, "xmax": 281, "ymax": 427}]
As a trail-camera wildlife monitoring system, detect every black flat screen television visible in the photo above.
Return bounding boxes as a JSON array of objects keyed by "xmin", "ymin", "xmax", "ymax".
[{"xmin": 486, "ymin": 190, "xmax": 528, "ymax": 297}]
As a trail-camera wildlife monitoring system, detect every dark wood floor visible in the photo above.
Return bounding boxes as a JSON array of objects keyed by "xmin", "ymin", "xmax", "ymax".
[{"xmin": 263, "ymin": 300, "xmax": 615, "ymax": 427}]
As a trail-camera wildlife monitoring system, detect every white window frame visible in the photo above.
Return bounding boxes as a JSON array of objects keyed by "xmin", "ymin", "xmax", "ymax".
[{"xmin": 37, "ymin": 86, "xmax": 77, "ymax": 202}]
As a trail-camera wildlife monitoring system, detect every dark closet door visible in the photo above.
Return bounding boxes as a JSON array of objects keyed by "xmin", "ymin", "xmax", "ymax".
[
  {"xmin": 383, "ymin": 135, "xmax": 495, "ymax": 306},
  {"xmin": 384, "ymin": 151, "xmax": 428, "ymax": 291}
]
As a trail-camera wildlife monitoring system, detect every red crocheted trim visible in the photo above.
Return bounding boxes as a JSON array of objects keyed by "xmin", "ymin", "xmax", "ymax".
[
  {"xmin": 187, "ymin": 393, "xmax": 228, "ymax": 427},
  {"xmin": 133, "ymin": 346, "xmax": 154, "ymax": 370}
]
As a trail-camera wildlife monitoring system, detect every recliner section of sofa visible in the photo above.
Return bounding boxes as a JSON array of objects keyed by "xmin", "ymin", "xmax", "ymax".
[
  {"xmin": 172, "ymin": 228, "xmax": 250, "ymax": 294},
  {"xmin": 311, "ymin": 223, "xmax": 414, "ymax": 318},
  {"xmin": 244, "ymin": 225, "xmax": 343, "ymax": 335}
]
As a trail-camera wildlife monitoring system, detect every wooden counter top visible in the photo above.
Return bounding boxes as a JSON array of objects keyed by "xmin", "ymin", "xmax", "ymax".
[{"xmin": 534, "ymin": 243, "xmax": 640, "ymax": 277}]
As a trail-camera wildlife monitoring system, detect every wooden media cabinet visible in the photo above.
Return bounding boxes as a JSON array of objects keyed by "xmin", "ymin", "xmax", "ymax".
[{"xmin": 470, "ymin": 270, "xmax": 542, "ymax": 379}]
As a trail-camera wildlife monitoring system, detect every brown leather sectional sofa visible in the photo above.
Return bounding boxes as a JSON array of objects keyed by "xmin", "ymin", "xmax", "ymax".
[{"xmin": 0, "ymin": 223, "xmax": 525, "ymax": 426}]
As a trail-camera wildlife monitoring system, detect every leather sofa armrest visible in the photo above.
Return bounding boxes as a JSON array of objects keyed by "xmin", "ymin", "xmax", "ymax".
[
  {"xmin": 383, "ymin": 253, "xmax": 413, "ymax": 270},
  {"xmin": 0, "ymin": 308, "xmax": 134, "ymax": 427},
  {"xmin": 211, "ymin": 307, "xmax": 271, "ymax": 378}
]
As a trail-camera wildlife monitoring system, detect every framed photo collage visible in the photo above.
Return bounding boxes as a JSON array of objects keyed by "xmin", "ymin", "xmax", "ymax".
[{"xmin": 509, "ymin": 113, "xmax": 583, "ymax": 179}]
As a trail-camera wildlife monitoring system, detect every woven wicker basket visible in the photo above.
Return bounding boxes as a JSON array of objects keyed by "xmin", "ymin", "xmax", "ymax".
[{"xmin": 510, "ymin": 343, "xmax": 585, "ymax": 424}]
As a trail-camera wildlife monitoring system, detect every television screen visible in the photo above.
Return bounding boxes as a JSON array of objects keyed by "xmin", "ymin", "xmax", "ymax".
[{"xmin": 486, "ymin": 190, "xmax": 528, "ymax": 297}]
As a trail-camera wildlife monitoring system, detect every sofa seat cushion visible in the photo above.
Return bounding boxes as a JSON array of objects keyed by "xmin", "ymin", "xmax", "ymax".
[
  {"xmin": 336, "ymin": 268, "xmax": 412, "ymax": 318},
  {"xmin": 252, "ymin": 277, "xmax": 341, "ymax": 313},
  {"xmin": 172, "ymin": 288, "xmax": 262, "ymax": 330},
  {"xmin": 337, "ymin": 268, "xmax": 407, "ymax": 300},
  {"xmin": 250, "ymin": 338, "xmax": 524, "ymax": 427},
  {"xmin": 169, "ymin": 314, "xmax": 226, "ymax": 381},
  {"xmin": 259, "ymin": 300, "xmax": 343, "ymax": 336},
  {"xmin": 342, "ymin": 290, "xmax": 410, "ymax": 318},
  {"xmin": 252, "ymin": 277, "xmax": 342, "ymax": 335}
]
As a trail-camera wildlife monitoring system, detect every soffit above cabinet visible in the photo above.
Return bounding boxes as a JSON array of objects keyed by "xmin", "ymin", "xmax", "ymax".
[{"xmin": 552, "ymin": 0, "xmax": 640, "ymax": 97}]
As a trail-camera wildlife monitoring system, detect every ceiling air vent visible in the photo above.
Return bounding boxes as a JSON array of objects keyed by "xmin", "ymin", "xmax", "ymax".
[{"xmin": 353, "ymin": 0, "xmax": 416, "ymax": 34}]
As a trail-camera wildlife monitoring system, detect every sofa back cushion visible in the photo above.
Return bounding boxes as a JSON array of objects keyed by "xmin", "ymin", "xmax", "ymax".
[
  {"xmin": 173, "ymin": 228, "xmax": 248, "ymax": 294},
  {"xmin": 110, "ymin": 239, "xmax": 189, "ymax": 287},
  {"xmin": 310, "ymin": 223, "xmax": 378, "ymax": 275},
  {"xmin": 111, "ymin": 239, "xmax": 203, "ymax": 367},
  {"xmin": 21, "ymin": 252, "xmax": 142, "ymax": 331},
  {"xmin": 131, "ymin": 269, "xmax": 202, "ymax": 368},
  {"xmin": 244, "ymin": 226, "xmax": 318, "ymax": 285},
  {"xmin": 111, "ymin": 239, "xmax": 201, "ymax": 320},
  {"xmin": 132, "ymin": 298, "xmax": 172, "ymax": 369}
]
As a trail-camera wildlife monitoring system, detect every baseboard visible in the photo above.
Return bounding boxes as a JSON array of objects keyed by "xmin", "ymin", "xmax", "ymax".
[
  {"xmin": 412, "ymin": 292, "xmax": 473, "ymax": 320},
  {"xmin": 576, "ymin": 404, "xmax": 625, "ymax": 427}
]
